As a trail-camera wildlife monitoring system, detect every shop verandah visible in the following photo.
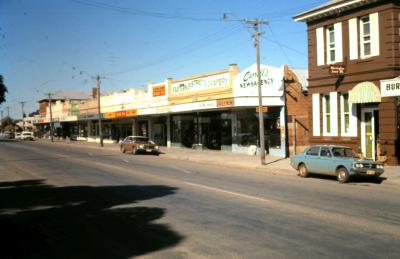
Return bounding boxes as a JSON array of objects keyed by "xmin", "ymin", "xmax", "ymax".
[{"xmin": 57, "ymin": 105, "xmax": 285, "ymax": 157}]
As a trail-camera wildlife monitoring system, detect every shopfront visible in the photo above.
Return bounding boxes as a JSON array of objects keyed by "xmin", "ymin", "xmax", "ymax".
[
  {"xmin": 233, "ymin": 64, "xmax": 286, "ymax": 157},
  {"xmin": 171, "ymin": 111, "xmax": 233, "ymax": 150},
  {"xmin": 380, "ymin": 76, "xmax": 400, "ymax": 164}
]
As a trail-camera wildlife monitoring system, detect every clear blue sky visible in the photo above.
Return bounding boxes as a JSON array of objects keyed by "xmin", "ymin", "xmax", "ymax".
[{"xmin": 0, "ymin": 0, "xmax": 325, "ymax": 119}]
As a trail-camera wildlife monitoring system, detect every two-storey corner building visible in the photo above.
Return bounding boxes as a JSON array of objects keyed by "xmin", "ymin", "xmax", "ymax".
[{"xmin": 294, "ymin": 0, "xmax": 400, "ymax": 165}]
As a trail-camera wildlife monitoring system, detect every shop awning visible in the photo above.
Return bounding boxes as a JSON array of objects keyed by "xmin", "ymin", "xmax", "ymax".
[{"xmin": 349, "ymin": 81, "xmax": 381, "ymax": 104}]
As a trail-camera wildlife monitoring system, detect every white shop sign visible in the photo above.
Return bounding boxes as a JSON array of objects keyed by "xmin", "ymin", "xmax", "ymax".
[
  {"xmin": 381, "ymin": 76, "xmax": 400, "ymax": 97},
  {"xmin": 170, "ymin": 100, "xmax": 217, "ymax": 112},
  {"xmin": 234, "ymin": 64, "xmax": 284, "ymax": 97},
  {"xmin": 171, "ymin": 73, "xmax": 229, "ymax": 94},
  {"xmin": 60, "ymin": 115, "xmax": 78, "ymax": 122},
  {"xmin": 138, "ymin": 106, "xmax": 171, "ymax": 115}
]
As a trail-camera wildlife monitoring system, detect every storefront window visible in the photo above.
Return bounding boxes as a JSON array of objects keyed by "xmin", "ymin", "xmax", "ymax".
[
  {"xmin": 152, "ymin": 116, "xmax": 167, "ymax": 146},
  {"xmin": 172, "ymin": 115, "xmax": 195, "ymax": 148},
  {"xmin": 90, "ymin": 123, "xmax": 97, "ymax": 136},
  {"xmin": 266, "ymin": 107, "xmax": 282, "ymax": 149},
  {"xmin": 171, "ymin": 112, "xmax": 233, "ymax": 150},
  {"xmin": 234, "ymin": 109, "xmax": 259, "ymax": 146},
  {"xmin": 233, "ymin": 108, "xmax": 281, "ymax": 152}
]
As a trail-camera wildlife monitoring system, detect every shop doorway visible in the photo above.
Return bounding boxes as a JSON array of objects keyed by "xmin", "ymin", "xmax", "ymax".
[
  {"xmin": 361, "ymin": 108, "xmax": 378, "ymax": 159},
  {"xmin": 153, "ymin": 123, "xmax": 167, "ymax": 146},
  {"xmin": 137, "ymin": 121, "xmax": 148, "ymax": 137}
]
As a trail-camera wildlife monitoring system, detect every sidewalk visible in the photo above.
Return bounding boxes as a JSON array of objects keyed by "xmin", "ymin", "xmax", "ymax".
[
  {"xmin": 42, "ymin": 139, "xmax": 294, "ymax": 173},
  {"xmin": 38, "ymin": 139, "xmax": 400, "ymax": 182}
]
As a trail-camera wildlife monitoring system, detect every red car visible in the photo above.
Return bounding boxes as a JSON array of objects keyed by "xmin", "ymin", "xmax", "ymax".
[{"xmin": 120, "ymin": 136, "xmax": 160, "ymax": 155}]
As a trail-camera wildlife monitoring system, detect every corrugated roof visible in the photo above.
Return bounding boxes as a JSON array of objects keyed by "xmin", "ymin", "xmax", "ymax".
[
  {"xmin": 38, "ymin": 90, "xmax": 91, "ymax": 103},
  {"xmin": 291, "ymin": 69, "xmax": 309, "ymax": 90}
]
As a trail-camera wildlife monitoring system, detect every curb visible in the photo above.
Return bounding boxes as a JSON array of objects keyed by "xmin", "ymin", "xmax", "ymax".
[{"xmin": 36, "ymin": 140, "xmax": 297, "ymax": 176}]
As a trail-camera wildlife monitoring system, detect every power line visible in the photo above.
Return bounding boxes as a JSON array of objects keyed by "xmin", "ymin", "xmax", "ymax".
[
  {"xmin": 266, "ymin": 24, "xmax": 294, "ymax": 67},
  {"xmin": 261, "ymin": 35, "xmax": 306, "ymax": 56},
  {"xmin": 72, "ymin": 0, "xmax": 239, "ymax": 22},
  {"xmin": 106, "ymin": 24, "xmax": 243, "ymax": 76}
]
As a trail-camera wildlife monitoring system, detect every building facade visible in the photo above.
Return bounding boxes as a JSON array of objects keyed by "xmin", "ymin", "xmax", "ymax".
[
  {"xmin": 294, "ymin": 0, "xmax": 400, "ymax": 165},
  {"xmin": 35, "ymin": 64, "xmax": 308, "ymax": 157}
]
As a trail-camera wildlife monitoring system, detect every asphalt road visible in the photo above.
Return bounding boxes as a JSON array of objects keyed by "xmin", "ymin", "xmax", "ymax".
[{"xmin": 1, "ymin": 141, "xmax": 399, "ymax": 259}]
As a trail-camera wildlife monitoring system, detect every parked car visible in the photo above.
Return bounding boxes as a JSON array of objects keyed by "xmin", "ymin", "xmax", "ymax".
[
  {"xmin": 15, "ymin": 132, "xmax": 22, "ymax": 139},
  {"xmin": 21, "ymin": 131, "xmax": 35, "ymax": 141},
  {"xmin": 2, "ymin": 131, "xmax": 15, "ymax": 139},
  {"xmin": 290, "ymin": 145, "xmax": 384, "ymax": 183},
  {"xmin": 120, "ymin": 136, "xmax": 159, "ymax": 155}
]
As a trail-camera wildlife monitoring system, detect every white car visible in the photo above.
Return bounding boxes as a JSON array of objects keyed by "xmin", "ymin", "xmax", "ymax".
[
  {"xmin": 21, "ymin": 131, "xmax": 35, "ymax": 141},
  {"xmin": 15, "ymin": 132, "xmax": 22, "ymax": 139}
]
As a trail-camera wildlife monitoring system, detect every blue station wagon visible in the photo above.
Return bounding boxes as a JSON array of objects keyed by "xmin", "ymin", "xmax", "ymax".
[{"xmin": 290, "ymin": 145, "xmax": 384, "ymax": 183}]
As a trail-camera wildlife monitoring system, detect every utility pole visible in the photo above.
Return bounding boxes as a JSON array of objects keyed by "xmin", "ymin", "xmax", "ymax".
[
  {"xmin": 0, "ymin": 110, "xmax": 3, "ymax": 130},
  {"xmin": 96, "ymin": 75, "xmax": 103, "ymax": 147},
  {"xmin": 6, "ymin": 106, "xmax": 10, "ymax": 117},
  {"xmin": 48, "ymin": 93, "xmax": 54, "ymax": 142},
  {"xmin": 245, "ymin": 18, "xmax": 269, "ymax": 165},
  {"xmin": 20, "ymin": 101, "xmax": 26, "ymax": 131}
]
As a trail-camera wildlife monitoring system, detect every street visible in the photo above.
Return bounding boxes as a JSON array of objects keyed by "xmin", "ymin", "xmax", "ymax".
[{"xmin": 1, "ymin": 141, "xmax": 400, "ymax": 258}]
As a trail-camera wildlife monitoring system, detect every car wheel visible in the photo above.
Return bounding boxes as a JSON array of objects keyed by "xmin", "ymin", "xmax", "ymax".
[
  {"xmin": 337, "ymin": 167, "xmax": 350, "ymax": 183},
  {"xmin": 120, "ymin": 146, "xmax": 126, "ymax": 153},
  {"xmin": 133, "ymin": 147, "xmax": 139, "ymax": 155},
  {"xmin": 298, "ymin": 163, "xmax": 308, "ymax": 178}
]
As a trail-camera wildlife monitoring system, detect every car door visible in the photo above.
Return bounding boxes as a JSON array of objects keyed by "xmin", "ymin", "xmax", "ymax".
[
  {"xmin": 303, "ymin": 146, "xmax": 320, "ymax": 173},
  {"xmin": 123, "ymin": 137, "xmax": 132, "ymax": 152},
  {"xmin": 318, "ymin": 147, "xmax": 336, "ymax": 175}
]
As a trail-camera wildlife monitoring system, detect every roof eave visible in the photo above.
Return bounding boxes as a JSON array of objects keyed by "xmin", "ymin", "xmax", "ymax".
[{"xmin": 293, "ymin": 0, "xmax": 379, "ymax": 23}]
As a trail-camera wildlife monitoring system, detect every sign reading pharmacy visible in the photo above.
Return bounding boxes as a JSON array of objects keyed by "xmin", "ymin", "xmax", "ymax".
[
  {"xmin": 171, "ymin": 73, "xmax": 229, "ymax": 94},
  {"xmin": 233, "ymin": 64, "xmax": 284, "ymax": 97},
  {"xmin": 381, "ymin": 76, "xmax": 400, "ymax": 97}
]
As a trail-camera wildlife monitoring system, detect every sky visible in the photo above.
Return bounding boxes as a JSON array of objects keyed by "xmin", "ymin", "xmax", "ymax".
[{"xmin": 0, "ymin": 0, "xmax": 326, "ymax": 119}]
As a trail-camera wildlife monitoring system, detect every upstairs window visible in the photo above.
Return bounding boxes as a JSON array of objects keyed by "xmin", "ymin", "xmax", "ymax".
[
  {"xmin": 360, "ymin": 16, "xmax": 371, "ymax": 57},
  {"xmin": 326, "ymin": 25, "xmax": 335, "ymax": 63},
  {"xmin": 316, "ymin": 23, "xmax": 342, "ymax": 66},
  {"xmin": 349, "ymin": 13, "xmax": 379, "ymax": 60}
]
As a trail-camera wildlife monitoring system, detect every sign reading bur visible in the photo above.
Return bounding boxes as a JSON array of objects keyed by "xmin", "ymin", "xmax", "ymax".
[{"xmin": 380, "ymin": 76, "xmax": 400, "ymax": 97}]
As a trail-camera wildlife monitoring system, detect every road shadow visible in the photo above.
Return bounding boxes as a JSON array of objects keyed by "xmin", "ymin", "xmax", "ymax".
[
  {"xmin": 0, "ymin": 179, "xmax": 183, "ymax": 258},
  {"xmin": 306, "ymin": 173, "xmax": 386, "ymax": 184}
]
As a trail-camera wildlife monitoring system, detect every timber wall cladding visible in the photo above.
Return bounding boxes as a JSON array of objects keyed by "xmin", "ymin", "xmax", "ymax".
[
  {"xmin": 379, "ymin": 97, "xmax": 398, "ymax": 164},
  {"xmin": 285, "ymin": 80, "xmax": 310, "ymax": 153}
]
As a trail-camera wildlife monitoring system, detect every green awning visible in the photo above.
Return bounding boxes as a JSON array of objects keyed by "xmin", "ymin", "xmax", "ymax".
[{"xmin": 349, "ymin": 81, "xmax": 381, "ymax": 104}]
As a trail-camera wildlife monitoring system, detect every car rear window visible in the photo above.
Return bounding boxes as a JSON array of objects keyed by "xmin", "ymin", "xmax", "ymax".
[
  {"xmin": 332, "ymin": 147, "xmax": 358, "ymax": 158},
  {"xmin": 133, "ymin": 137, "xmax": 149, "ymax": 144},
  {"xmin": 306, "ymin": 146, "xmax": 320, "ymax": 156}
]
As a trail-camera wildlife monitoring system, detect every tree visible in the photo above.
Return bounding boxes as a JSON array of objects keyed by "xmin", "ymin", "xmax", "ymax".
[
  {"xmin": 0, "ymin": 75, "xmax": 8, "ymax": 104},
  {"xmin": 29, "ymin": 109, "xmax": 40, "ymax": 117},
  {"xmin": 1, "ymin": 116, "xmax": 15, "ymax": 132}
]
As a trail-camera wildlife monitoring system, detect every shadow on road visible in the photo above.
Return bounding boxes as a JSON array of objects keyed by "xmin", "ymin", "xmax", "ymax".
[
  {"xmin": 0, "ymin": 179, "xmax": 183, "ymax": 258},
  {"xmin": 306, "ymin": 174, "xmax": 386, "ymax": 184}
]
